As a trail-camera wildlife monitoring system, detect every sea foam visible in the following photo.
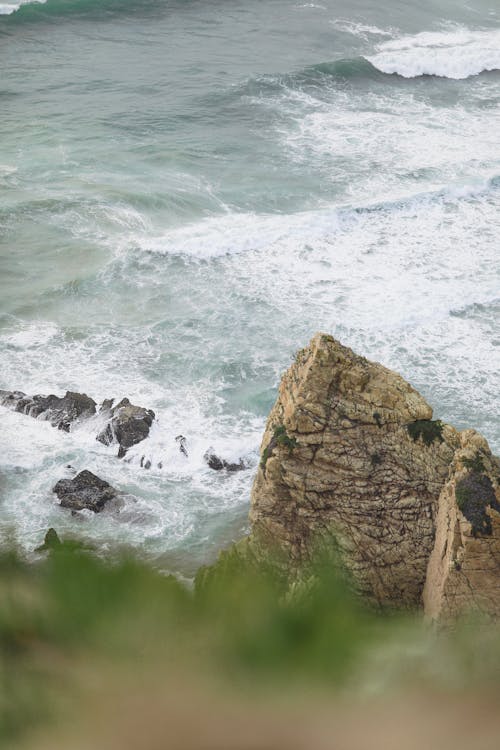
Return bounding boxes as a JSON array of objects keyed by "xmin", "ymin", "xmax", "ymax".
[
  {"xmin": 367, "ymin": 27, "xmax": 500, "ymax": 79},
  {"xmin": 0, "ymin": 0, "xmax": 45, "ymax": 14}
]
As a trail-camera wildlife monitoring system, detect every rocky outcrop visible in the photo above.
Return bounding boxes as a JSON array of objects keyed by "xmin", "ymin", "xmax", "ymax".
[
  {"xmin": 0, "ymin": 389, "xmax": 96, "ymax": 431},
  {"xmin": 423, "ymin": 431, "xmax": 500, "ymax": 621},
  {"xmin": 0, "ymin": 389, "xmax": 155, "ymax": 455},
  {"xmin": 96, "ymin": 398, "xmax": 155, "ymax": 457},
  {"xmin": 247, "ymin": 333, "xmax": 500, "ymax": 617},
  {"xmin": 0, "ymin": 389, "xmax": 252, "ymax": 471},
  {"xmin": 53, "ymin": 470, "xmax": 118, "ymax": 513},
  {"xmin": 204, "ymin": 449, "xmax": 246, "ymax": 473}
]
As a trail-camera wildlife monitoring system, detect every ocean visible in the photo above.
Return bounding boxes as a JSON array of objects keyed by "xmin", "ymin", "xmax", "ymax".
[{"xmin": 0, "ymin": 0, "xmax": 499, "ymax": 575}]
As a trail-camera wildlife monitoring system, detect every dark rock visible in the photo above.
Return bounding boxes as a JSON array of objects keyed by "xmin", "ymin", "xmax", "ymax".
[
  {"xmin": 54, "ymin": 470, "xmax": 117, "ymax": 513},
  {"xmin": 204, "ymin": 449, "xmax": 246, "ymax": 472},
  {"xmin": 35, "ymin": 528, "xmax": 61, "ymax": 552},
  {"xmin": 175, "ymin": 434, "xmax": 188, "ymax": 457},
  {"xmin": 97, "ymin": 398, "xmax": 155, "ymax": 456},
  {"xmin": 0, "ymin": 389, "xmax": 96, "ymax": 431}
]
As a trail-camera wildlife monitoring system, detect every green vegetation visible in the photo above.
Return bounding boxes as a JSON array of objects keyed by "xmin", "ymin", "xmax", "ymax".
[
  {"xmin": 2, "ymin": 538, "xmax": 500, "ymax": 747},
  {"xmin": 260, "ymin": 424, "xmax": 298, "ymax": 469},
  {"xmin": 462, "ymin": 453, "xmax": 486, "ymax": 474},
  {"xmin": 455, "ymin": 472, "xmax": 500, "ymax": 536},
  {"xmin": 406, "ymin": 419, "xmax": 444, "ymax": 446},
  {"xmin": 0, "ymin": 540, "xmax": 371, "ymax": 744},
  {"xmin": 273, "ymin": 425, "xmax": 298, "ymax": 451}
]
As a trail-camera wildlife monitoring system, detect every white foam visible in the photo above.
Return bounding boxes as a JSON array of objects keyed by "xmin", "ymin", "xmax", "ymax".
[
  {"xmin": 280, "ymin": 85, "xmax": 500, "ymax": 201},
  {"xmin": 0, "ymin": 0, "xmax": 45, "ymax": 15},
  {"xmin": 2, "ymin": 322, "xmax": 59, "ymax": 349},
  {"xmin": 367, "ymin": 27, "xmax": 500, "ymax": 79},
  {"xmin": 331, "ymin": 19, "xmax": 397, "ymax": 40},
  {"xmin": 123, "ymin": 209, "xmax": 341, "ymax": 260}
]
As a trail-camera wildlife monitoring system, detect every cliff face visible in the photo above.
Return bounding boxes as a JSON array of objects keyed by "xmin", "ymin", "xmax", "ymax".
[
  {"xmin": 423, "ymin": 430, "xmax": 500, "ymax": 620},
  {"xmin": 249, "ymin": 333, "xmax": 500, "ymax": 616}
]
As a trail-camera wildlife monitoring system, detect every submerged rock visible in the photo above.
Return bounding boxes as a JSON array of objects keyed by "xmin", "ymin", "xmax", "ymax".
[
  {"xmin": 53, "ymin": 470, "xmax": 117, "ymax": 513},
  {"xmin": 97, "ymin": 398, "xmax": 155, "ymax": 456},
  {"xmin": 0, "ymin": 389, "xmax": 96, "ymax": 431},
  {"xmin": 204, "ymin": 449, "xmax": 246, "ymax": 473},
  {"xmin": 245, "ymin": 333, "xmax": 500, "ymax": 619}
]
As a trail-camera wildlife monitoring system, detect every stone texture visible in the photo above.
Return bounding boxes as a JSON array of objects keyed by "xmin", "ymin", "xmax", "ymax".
[
  {"xmin": 423, "ymin": 431, "xmax": 500, "ymax": 621},
  {"xmin": 249, "ymin": 333, "xmax": 475, "ymax": 610},
  {"xmin": 0, "ymin": 389, "xmax": 96, "ymax": 431},
  {"xmin": 247, "ymin": 333, "xmax": 500, "ymax": 619},
  {"xmin": 54, "ymin": 470, "xmax": 117, "ymax": 513},
  {"xmin": 96, "ymin": 398, "xmax": 155, "ymax": 456}
]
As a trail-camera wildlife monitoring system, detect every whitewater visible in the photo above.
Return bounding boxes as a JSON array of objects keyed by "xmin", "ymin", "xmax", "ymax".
[{"xmin": 0, "ymin": 0, "xmax": 499, "ymax": 575}]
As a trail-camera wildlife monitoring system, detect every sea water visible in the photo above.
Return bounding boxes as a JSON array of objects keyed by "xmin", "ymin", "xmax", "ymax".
[{"xmin": 0, "ymin": 0, "xmax": 499, "ymax": 575}]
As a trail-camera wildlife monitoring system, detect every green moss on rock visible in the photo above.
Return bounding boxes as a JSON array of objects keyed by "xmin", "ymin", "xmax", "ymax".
[
  {"xmin": 455, "ymin": 472, "xmax": 500, "ymax": 537},
  {"xmin": 461, "ymin": 452, "xmax": 486, "ymax": 473},
  {"xmin": 260, "ymin": 425, "xmax": 298, "ymax": 471},
  {"xmin": 406, "ymin": 419, "xmax": 444, "ymax": 447}
]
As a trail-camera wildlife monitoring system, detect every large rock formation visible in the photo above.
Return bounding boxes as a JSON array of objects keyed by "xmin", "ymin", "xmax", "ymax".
[{"xmin": 248, "ymin": 333, "xmax": 500, "ymax": 618}]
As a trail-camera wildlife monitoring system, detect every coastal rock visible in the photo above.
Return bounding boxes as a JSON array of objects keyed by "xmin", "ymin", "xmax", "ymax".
[
  {"xmin": 96, "ymin": 398, "xmax": 155, "ymax": 456},
  {"xmin": 245, "ymin": 333, "xmax": 500, "ymax": 619},
  {"xmin": 204, "ymin": 449, "xmax": 246, "ymax": 473},
  {"xmin": 0, "ymin": 389, "xmax": 96, "ymax": 431},
  {"xmin": 248, "ymin": 333, "xmax": 462, "ymax": 608},
  {"xmin": 53, "ymin": 470, "xmax": 117, "ymax": 513},
  {"xmin": 176, "ymin": 435, "xmax": 188, "ymax": 457},
  {"xmin": 423, "ymin": 431, "xmax": 500, "ymax": 621}
]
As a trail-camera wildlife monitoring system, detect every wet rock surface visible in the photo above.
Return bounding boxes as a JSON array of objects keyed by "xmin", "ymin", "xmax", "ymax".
[
  {"xmin": 96, "ymin": 398, "xmax": 155, "ymax": 456},
  {"xmin": 0, "ymin": 389, "xmax": 96, "ymax": 431},
  {"xmin": 204, "ymin": 449, "xmax": 246, "ymax": 472},
  {"xmin": 53, "ymin": 470, "xmax": 118, "ymax": 513},
  {"xmin": 0, "ymin": 389, "xmax": 155, "ymax": 453}
]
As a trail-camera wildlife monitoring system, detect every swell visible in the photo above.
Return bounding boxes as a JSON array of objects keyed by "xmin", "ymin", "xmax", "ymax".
[
  {"xmin": 0, "ymin": 0, "xmax": 161, "ymax": 23},
  {"xmin": 219, "ymin": 50, "xmax": 499, "ymax": 108}
]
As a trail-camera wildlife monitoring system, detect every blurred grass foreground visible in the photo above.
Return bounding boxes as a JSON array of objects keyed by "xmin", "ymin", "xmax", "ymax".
[{"xmin": 1, "ymin": 535, "xmax": 500, "ymax": 750}]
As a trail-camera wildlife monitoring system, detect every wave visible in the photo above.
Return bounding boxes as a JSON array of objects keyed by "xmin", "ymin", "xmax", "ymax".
[
  {"xmin": 0, "ymin": 0, "xmax": 44, "ymax": 14},
  {"xmin": 0, "ymin": 0, "xmax": 47, "ymax": 16},
  {"xmin": 0, "ymin": 0, "xmax": 156, "ymax": 21},
  {"xmin": 367, "ymin": 27, "xmax": 500, "ymax": 80},
  {"xmin": 121, "ymin": 175, "xmax": 500, "ymax": 260}
]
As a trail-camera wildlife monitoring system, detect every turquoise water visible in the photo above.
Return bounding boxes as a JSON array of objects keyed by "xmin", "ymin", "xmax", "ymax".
[{"xmin": 1, "ymin": 0, "xmax": 499, "ymax": 574}]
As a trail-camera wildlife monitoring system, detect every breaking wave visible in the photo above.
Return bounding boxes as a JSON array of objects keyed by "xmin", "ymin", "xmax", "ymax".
[{"xmin": 367, "ymin": 27, "xmax": 500, "ymax": 79}]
